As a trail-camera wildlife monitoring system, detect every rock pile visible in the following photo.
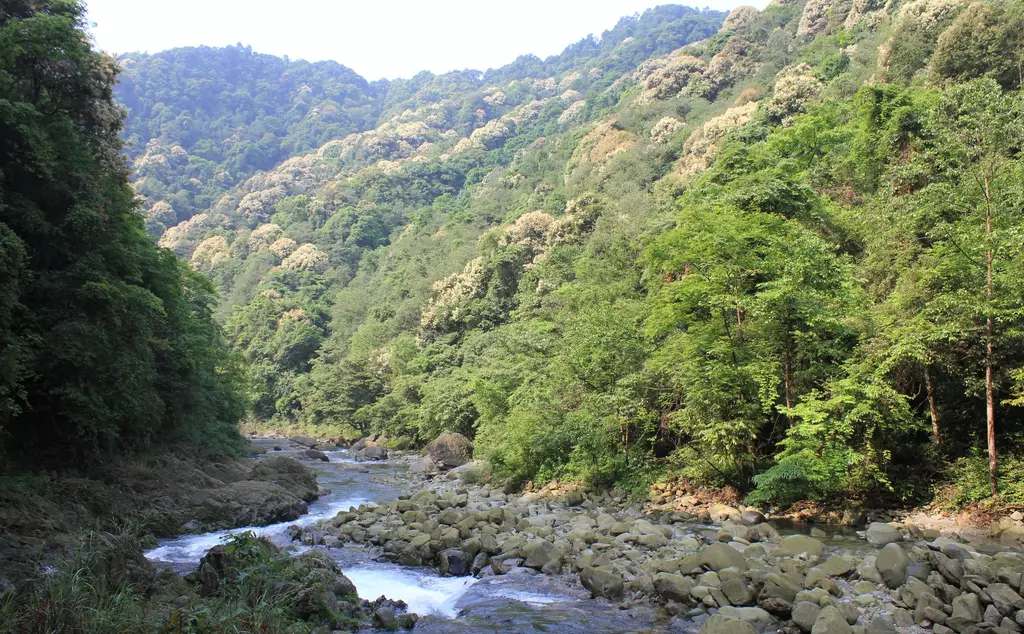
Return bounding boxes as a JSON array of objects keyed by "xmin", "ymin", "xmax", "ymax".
[{"xmin": 293, "ymin": 475, "xmax": 1024, "ymax": 633}]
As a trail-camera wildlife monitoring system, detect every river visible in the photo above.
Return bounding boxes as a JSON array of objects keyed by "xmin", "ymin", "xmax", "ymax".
[{"xmin": 144, "ymin": 440, "xmax": 680, "ymax": 632}]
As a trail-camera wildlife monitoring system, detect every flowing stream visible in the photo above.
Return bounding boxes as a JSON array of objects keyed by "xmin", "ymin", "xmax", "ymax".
[{"xmin": 144, "ymin": 440, "xmax": 676, "ymax": 632}]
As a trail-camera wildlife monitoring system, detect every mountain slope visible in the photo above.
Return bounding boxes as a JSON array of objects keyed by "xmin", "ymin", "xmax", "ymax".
[{"xmin": 128, "ymin": 0, "xmax": 1024, "ymax": 507}]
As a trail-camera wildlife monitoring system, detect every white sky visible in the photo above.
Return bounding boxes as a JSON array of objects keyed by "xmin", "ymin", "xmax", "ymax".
[{"xmin": 84, "ymin": 0, "xmax": 767, "ymax": 81}]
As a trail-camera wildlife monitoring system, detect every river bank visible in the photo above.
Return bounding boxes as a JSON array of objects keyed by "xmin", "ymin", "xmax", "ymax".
[
  {"xmin": 135, "ymin": 438, "xmax": 1024, "ymax": 632},
  {"xmin": 5, "ymin": 437, "xmax": 1024, "ymax": 632}
]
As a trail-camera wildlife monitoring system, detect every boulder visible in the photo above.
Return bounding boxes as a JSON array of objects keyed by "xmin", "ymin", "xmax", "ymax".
[
  {"xmin": 716, "ymin": 606, "xmax": 775, "ymax": 629},
  {"xmin": 654, "ymin": 572, "xmax": 696, "ymax": 602},
  {"xmin": 988, "ymin": 583, "xmax": 1024, "ymax": 614},
  {"xmin": 865, "ymin": 522, "xmax": 902, "ymax": 546},
  {"xmin": 408, "ymin": 455, "xmax": 439, "ymax": 475},
  {"xmin": 427, "ymin": 432, "xmax": 474, "ymax": 468},
  {"xmin": 698, "ymin": 614, "xmax": 756, "ymax": 634},
  {"xmin": 811, "ymin": 605, "xmax": 853, "ymax": 634},
  {"xmin": 580, "ymin": 566, "xmax": 624, "ymax": 599},
  {"xmin": 778, "ymin": 535, "xmax": 824, "ymax": 558},
  {"xmin": 793, "ymin": 600, "xmax": 823, "ymax": 633},
  {"xmin": 817, "ymin": 555, "xmax": 855, "ymax": 577},
  {"xmin": 874, "ymin": 543, "xmax": 910, "ymax": 589},
  {"xmin": 947, "ymin": 593, "xmax": 983, "ymax": 631},
  {"xmin": 523, "ymin": 540, "xmax": 562, "ymax": 570},
  {"xmin": 248, "ymin": 456, "xmax": 319, "ymax": 502},
  {"xmin": 290, "ymin": 436, "xmax": 318, "ymax": 448},
  {"xmin": 721, "ymin": 577, "xmax": 752, "ymax": 605},
  {"xmin": 740, "ymin": 510, "xmax": 767, "ymax": 525},
  {"xmin": 360, "ymin": 446, "xmax": 388, "ymax": 460},
  {"xmin": 701, "ymin": 542, "xmax": 747, "ymax": 571},
  {"xmin": 866, "ymin": 615, "xmax": 896, "ymax": 634},
  {"xmin": 304, "ymin": 449, "xmax": 329, "ymax": 462},
  {"xmin": 373, "ymin": 607, "xmax": 397, "ymax": 631},
  {"xmin": 189, "ymin": 480, "xmax": 307, "ymax": 528},
  {"xmin": 437, "ymin": 549, "xmax": 472, "ymax": 576}
]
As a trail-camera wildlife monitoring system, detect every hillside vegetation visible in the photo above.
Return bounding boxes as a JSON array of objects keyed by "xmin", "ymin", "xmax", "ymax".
[
  {"xmin": 0, "ymin": 0, "xmax": 245, "ymax": 467},
  {"xmin": 130, "ymin": 0, "xmax": 1024, "ymax": 509}
]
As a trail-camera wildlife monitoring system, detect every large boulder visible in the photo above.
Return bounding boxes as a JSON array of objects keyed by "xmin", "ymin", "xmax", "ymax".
[
  {"xmin": 86, "ymin": 531, "xmax": 156, "ymax": 594},
  {"xmin": 793, "ymin": 601, "xmax": 823, "ymax": 633},
  {"xmin": 523, "ymin": 540, "xmax": 562, "ymax": 571},
  {"xmin": 654, "ymin": 572, "xmax": 696, "ymax": 602},
  {"xmin": 290, "ymin": 436, "xmax": 318, "ymax": 448},
  {"xmin": 189, "ymin": 480, "xmax": 307, "ymax": 528},
  {"xmin": 811, "ymin": 605, "xmax": 853, "ymax": 634},
  {"xmin": 248, "ymin": 456, "xmax": 319, "ymax": 502},
  {"xmin": 699, "ymin": 614, "xmax": 756, "ymax": 634},
  {"xmin": 427, "ymin": 432, "xmax": 474, "ymax": 468},
  {"xmin": 874, "ymin": 543, "xmax": 910, "ymax": 589},
  {"xmin": 865, "ymin": 522, "xmax": 903, "ymax": 546},
  {"xmin": 409, "ymin": 455, "xmax": 440, "ymax": 475},
  {"xmin": 778, "ymin": 535, "xmax": 824, "ymax": 558},
  {"xmin": 580, "ymin": 566, "xmax": 624, "ymax": 599},
  {"xmin": 360, "ymin": 446, "xmax": 388, "ymax": 460},
  {"xmin": 701, "ymin": 542, "xmax": 747, "ymax": 571},
  {"xmin": 304, "ymin": 449, "xmax": 329, "ymax": 462},
  {"xmin": 437, "ymin": 549, "xmax": 472, "ymax": 576}
]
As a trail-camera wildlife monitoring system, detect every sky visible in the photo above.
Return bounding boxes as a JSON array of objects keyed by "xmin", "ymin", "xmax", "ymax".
[{"xmin": 84, "ymin": 0, "xmax": 766, "ymax": 81}]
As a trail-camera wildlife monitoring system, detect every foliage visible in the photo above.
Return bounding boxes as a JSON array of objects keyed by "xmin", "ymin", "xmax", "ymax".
[
  {"xmin": 0, "ymin": 0, "xmax": 245, "ymax": 466},
  {"xmin": 109, "ymin": 0, "xmax": 1024, "ymax": 509}
]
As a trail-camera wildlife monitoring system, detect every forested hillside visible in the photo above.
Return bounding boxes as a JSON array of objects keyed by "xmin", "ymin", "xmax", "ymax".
[
  {"xmin": 129, "ymin": 0, "xmax": 1024, "ymax": 509},
  {"xmin": 0, "ymin": 1, "xmax": 244, "ymax": 465}
]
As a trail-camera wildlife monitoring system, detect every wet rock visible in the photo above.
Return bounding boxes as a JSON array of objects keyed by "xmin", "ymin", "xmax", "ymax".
[
  {"xmin": 373, "ymin": 607, "xmax": 397, "ymax": 631},
  {"xmin": 811, "ymin": 605, "xmax": 853, "ymax": 634},
  {"xmin": 875, "ymin": 543, "xmax": 910, "ymax": 589},
  {"xmin": 427, "ymin": 432, "xmax": 474, "ymax": 468},
  {"xmin": 740, "ymin": 510, "xmax": 766, "ymax": 525},
  {"xmin": 865, "ymin": 522, "xmax": 903, "ymax": 546},
  {"xmin": 698, "ymin": 614, "xmax": 756, "ymax": 634},
  {"xmin": 290, "ymin": 436, "xmax": 318, "ymax": 448},
  {"xmin": 580, "ymin": 566, "xmax": 624, "ymax": 599},
  {"xmin": 701, "ymin": 542, "xmax": 747, "ymax": 571},
  {"xmin": 438, "ymin": 549, "xmax": 472, "ymax": 576},
  {"xmin": 304, "ymin": 449, "xmax": 329, "ymax": 462},
  {"xmin": 778, "ymin": 535, "xmax": 824, "ymax": 558},
  {"xmin": 397, "ymin": 613, "xmax": 418, "ymax": 629},
  {"xmin": 360, "ymin": 446, "xmax": 388, "ymax": 460}
]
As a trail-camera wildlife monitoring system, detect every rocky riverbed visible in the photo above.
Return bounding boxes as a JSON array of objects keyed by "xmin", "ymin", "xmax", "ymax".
[{"xmin": 141, "ymin": 438, "xmax": 1024, "ymax": 633}]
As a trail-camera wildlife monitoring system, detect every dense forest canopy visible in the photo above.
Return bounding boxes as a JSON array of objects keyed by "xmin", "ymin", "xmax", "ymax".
[
  {"xmin": 4, "ymin": 0, "xmax": 1024, "ymax": 512},
  {"xmin": 119, "ymin": 0, "xmax": 1024, "ymax": 507},
  {"xmin": 0, "ymin": 0, "xmax": 245, "ymax": 465}
]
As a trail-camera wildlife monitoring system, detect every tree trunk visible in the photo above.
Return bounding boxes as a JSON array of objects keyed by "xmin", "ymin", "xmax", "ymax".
[
  {"xmin": 984, "ymin": 174, "xmax": 998, "ymax": 497},
  {"xmin": 924, "ymin": 364, "xmax": 939, "ymax": 446}
]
